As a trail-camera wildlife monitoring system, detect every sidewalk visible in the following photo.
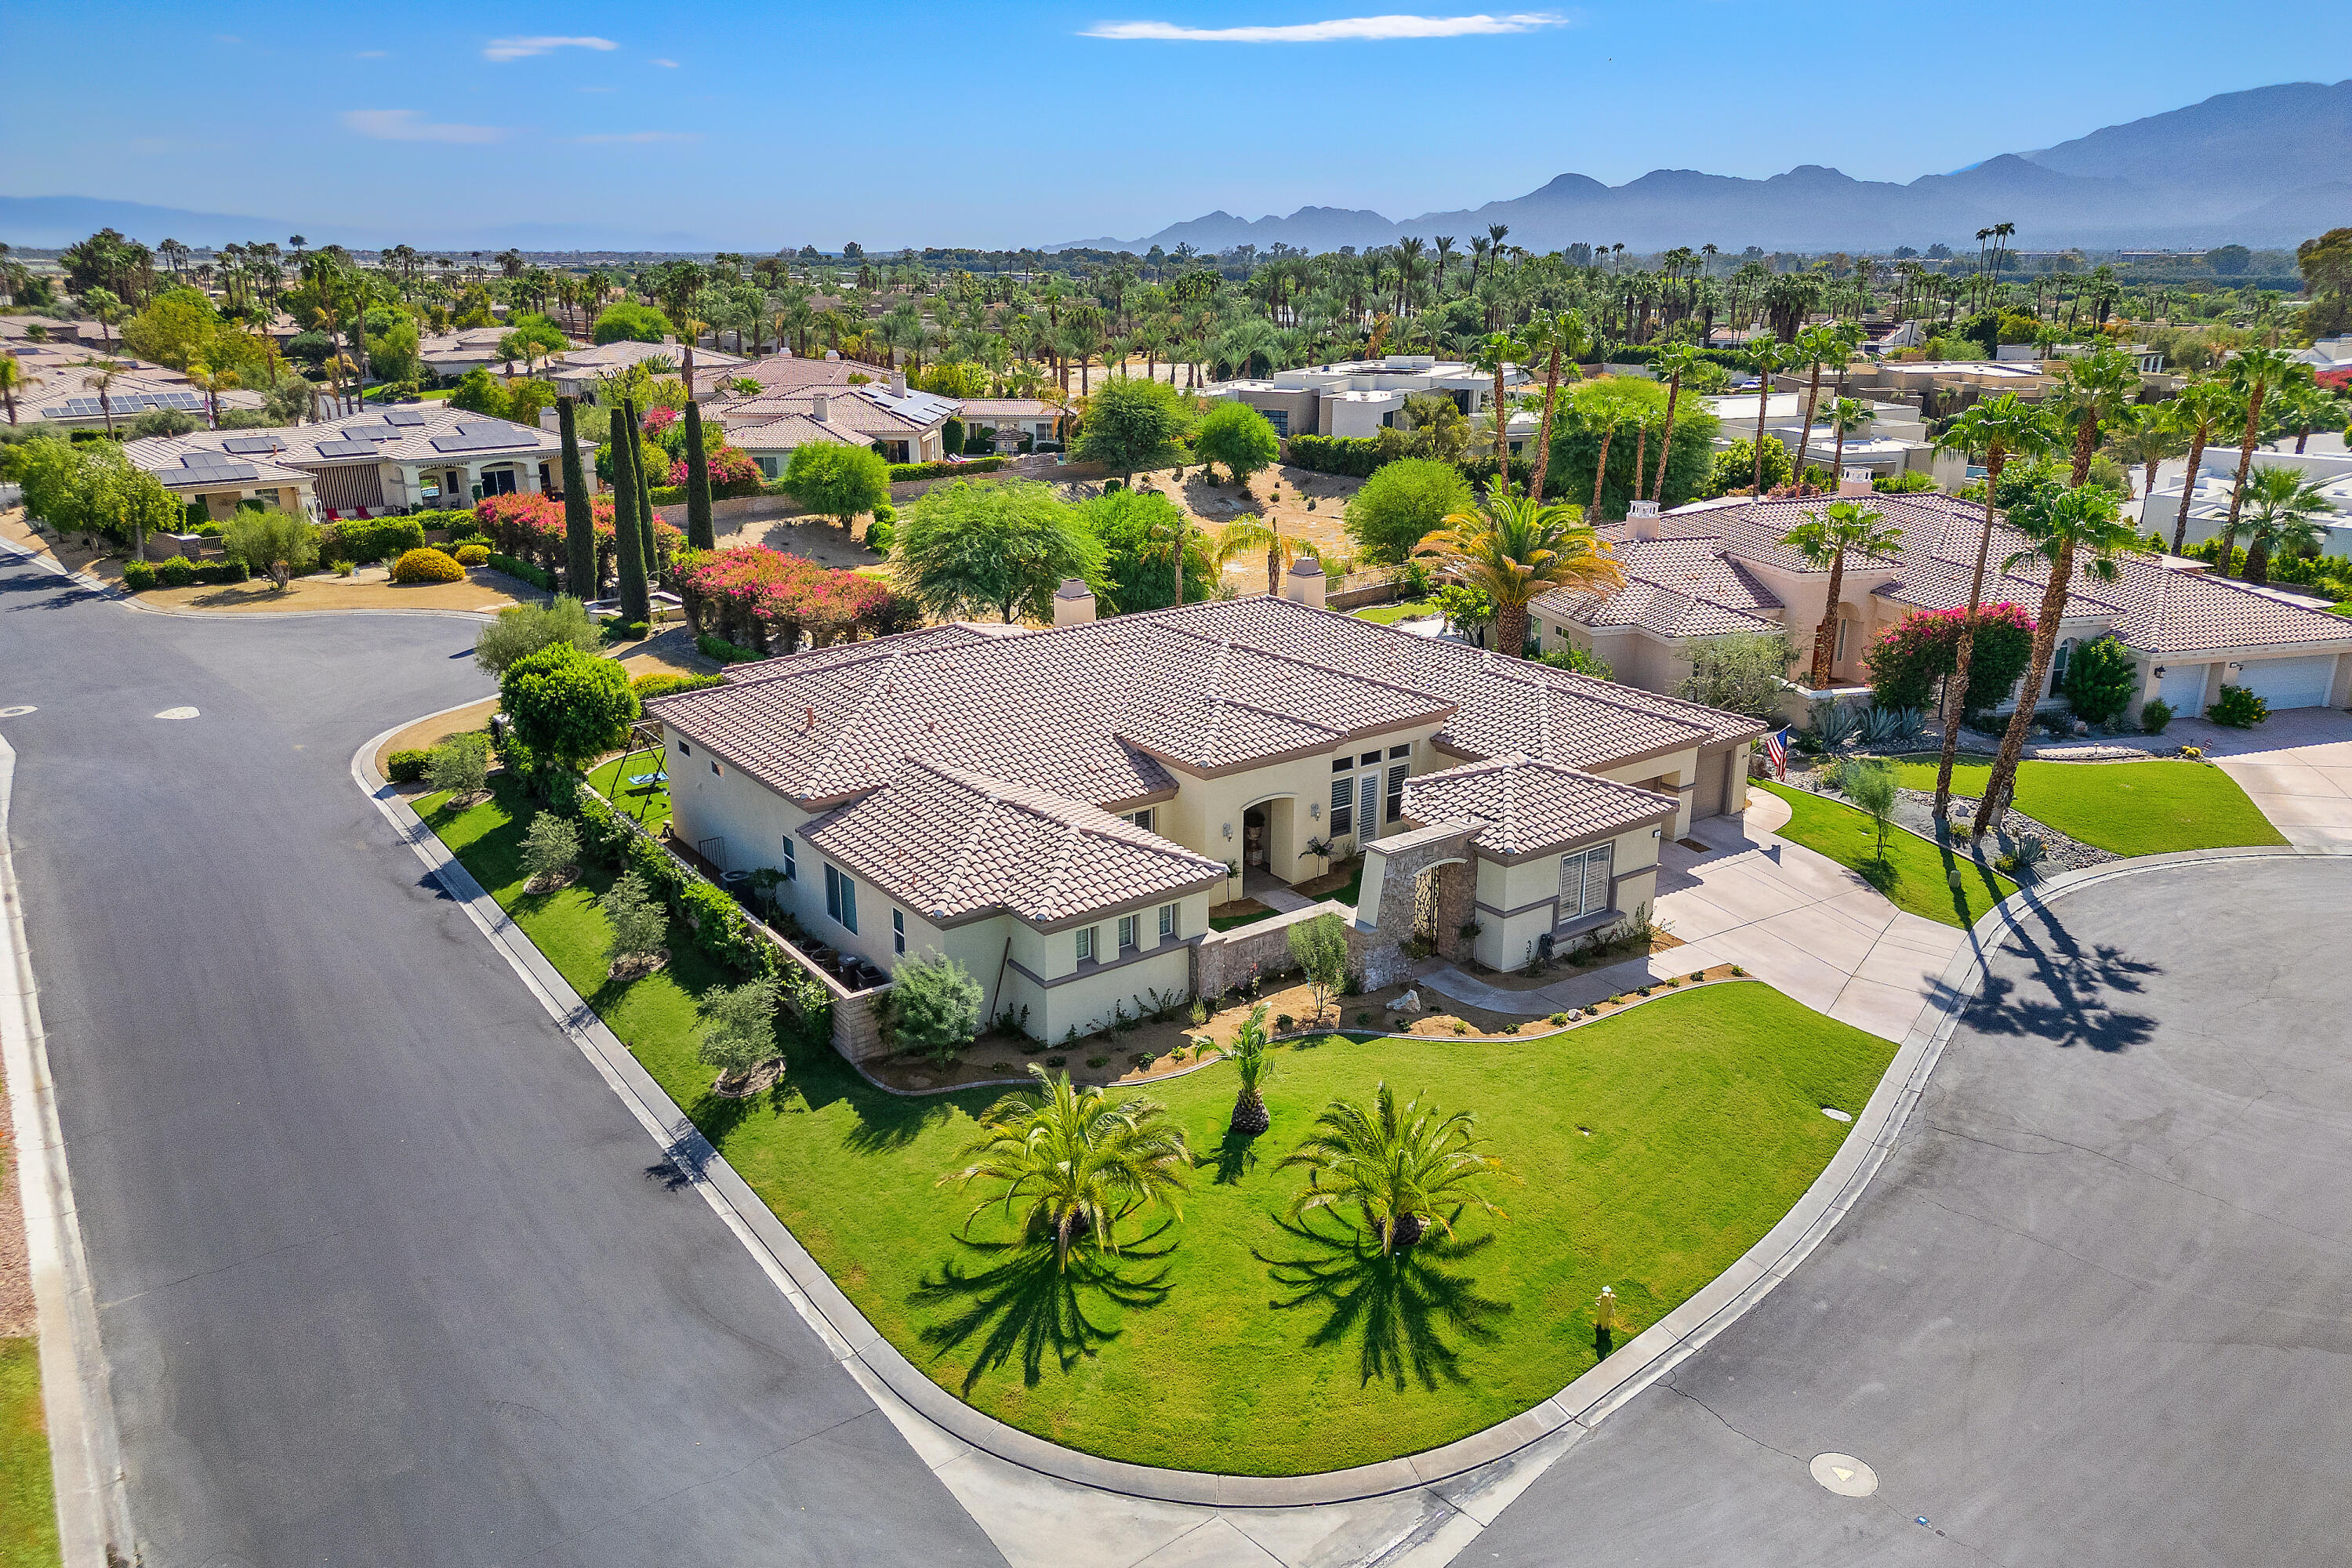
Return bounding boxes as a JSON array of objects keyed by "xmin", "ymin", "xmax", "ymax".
[
  {"xmin": 2172, "ymin": 708, "xmax": 2352, "ymax": 852},
  {"xmin": 1423, "ymin": 796, "xmax": 1973, "ymax": 1046}
]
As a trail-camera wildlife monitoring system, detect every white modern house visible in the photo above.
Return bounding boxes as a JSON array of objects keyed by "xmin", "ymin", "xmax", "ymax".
[
  {"xmin": 2145, "ymin": 448, "xmax": 2352, "ymax": 559},
  {"xmin": 1204, "ymin": 355, "xmax": 1527, "ymax": 440},
  {"xmin": 1701, "ymin": 391, "xmax": 1963, "ymax": 488}
]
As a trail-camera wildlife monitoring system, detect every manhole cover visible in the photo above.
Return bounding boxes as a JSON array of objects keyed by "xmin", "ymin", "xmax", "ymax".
[{"xmin": 1810, "ymin": 1453, "xmax": 1878, "ymax": 1497}]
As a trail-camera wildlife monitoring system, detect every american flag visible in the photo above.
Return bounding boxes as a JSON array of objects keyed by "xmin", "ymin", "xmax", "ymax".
[{"xmin": 1763, "ymin": 728, "xmax": 1790, "ymax": 778}]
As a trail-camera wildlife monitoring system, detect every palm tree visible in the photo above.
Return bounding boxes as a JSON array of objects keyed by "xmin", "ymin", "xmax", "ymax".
[
  {"xmin": 1781, "ymin": 499, "xmax": 1903, "ymax": 690},
  {"xmin": 2046, "ymin": 345, "xmax": 2143, "ymax": 488},
  {"xmin": 1413, "ymin": 491, "xmax": 1624, "ymax": 660},
  {"xmin": 2214, "ymin": 349, "xmax": 2304, "ymax": 579},
  {"xmin": 0, "ymin": 353, "xmax": 21, "ymax": 426},
  {"xmin": 2165, "ymin": 379, "xmax": 2238, "ymax": 556},
  {"xmin": 1226, "ymin": 1004, "xmax": 1274, "ymax": 1135},
  {"xmin": 1215, "ymin": 516, "xmax": 1318, "ymax": 598},
  {"xmin": 2238, "ymin": 467, "xmax": 2335, "ymax": 585},
  {"xmin": 183, "ymin": 360, "xmax": 241, "ymax": 429},
  {"xmin": 1277, "ymin": 1081, "xmax": 1507, "ymax": 1254},
  {"xmin": 1928, "ymin": 395, "xmax": 2056, "ymax": 818},
  {"xmin": 2281, "ymin": 381, "xmax": 2347, "ymax": 455},
  {"xmin": 1973, "ymin": 485, "xmax": 2148, "ymax": 837},
  {"xmin": 1784, "ymin": 324, "xmax": 1848, "ymax": 483},
  {"xmin": 1468, "ymin": 330, "xmax": 1530, "ymax": 473},
  {"xmin": 938, "ymin": 1066, "xmax": 1191, "ymax": 1270},
  {"xmin": 78, "ymin": 361, "xmax": 125, "ymax": 436},
  {"xmin": 2100, "ymin": 401, "xmax": 2183, "ymax": 505},
  {"xmin": 1134, "ymin": 511, "xmax": 1199, "ymax": 608},
  {"xmin": 1648, "ymin": 341, "xmax": 1703, "ymax": 504},
  {"xmin": 1519, "ymin": 308, "xmax": 1587, "ymax": 503},
  {"xmin": 1822, "ymin": 395, "xmax": 1874, "ymax": 486},
  {"xmin": 1747, "ymin": 339, "xmax": 1795, "ymax": 493}
]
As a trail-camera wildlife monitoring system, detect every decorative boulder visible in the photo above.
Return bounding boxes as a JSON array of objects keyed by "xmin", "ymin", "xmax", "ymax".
[{"xmin": 1389, "ymin": 988, "xmax": 1423, "ymax": 1014}]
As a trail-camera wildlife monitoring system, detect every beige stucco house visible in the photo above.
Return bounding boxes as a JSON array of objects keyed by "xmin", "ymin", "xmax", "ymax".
[
  {"xmin": 646, "ymin": 591, "xmax": 1766, "ymax": 1045},
  {"xmin": 1533, "ymin": 486, "xmax": 2352, "ymax": 720}
]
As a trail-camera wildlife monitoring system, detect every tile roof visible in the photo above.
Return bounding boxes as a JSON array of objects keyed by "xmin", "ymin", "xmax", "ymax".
[
  {"xmin": 801, "ymin": 758, "xmax": 1225, "ymax": 926},
  {"xmin": 1402, "ymin": 753, "xmax": 1678, "ymax": 858},
  {"xmin": 122, "ymin": 405, "xmax": 581, "ymax": 476},
  {"xmin": 956, "ymin": 398, "xmax": 1062, "ymax": 419},
  {"xmin": 1621, "ymin": 491, "xmax": 2352, "ymax": 659},
  {"xmin": 727, "ymin": 413, "xmax": 865, "ymax": 452},
  {"xmin": 1534, "ymin": 535, "xmax": 1782, "ymax": 638},
  {"xmin": 552, "ymin": 339, "xmax": 742, "ymax": 374},
  {"xmin": 710, "ymin": 386, "xmax": 942, "ymax": 439}
]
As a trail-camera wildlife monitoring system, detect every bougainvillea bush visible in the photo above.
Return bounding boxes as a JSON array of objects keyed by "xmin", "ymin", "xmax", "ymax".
[
  {"xmin": 1863, "ymin": 603, "xmax": 2036, "ymax": 720},
  {"xmin": 474, "ymin": 492, "xmax": 685, "ymax": 588},
  {"xmin": 671, "ymin": 545, "xmax": 918, "ymax": 653},
  {"xmin": 669, "ymin": 442, "xmax": 764, "ymax": 499}
]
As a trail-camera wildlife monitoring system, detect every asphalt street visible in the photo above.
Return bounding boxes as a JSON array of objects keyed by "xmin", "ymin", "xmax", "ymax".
[
  {"xmin": 1465, "ymin": 855, "xmax": 2352, "ymax": 1566},
  {"xmin": 0, "ymin": 556, "xmax": 1004, "ymax": 1567}
]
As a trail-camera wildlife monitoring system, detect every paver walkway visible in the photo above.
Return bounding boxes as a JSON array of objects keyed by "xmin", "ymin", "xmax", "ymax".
[
  {"xmin": 1423, "ymin": 795, "xmax": 1973, "ymax": 1044},
  {"xmin": 2170, "ymin": 707, "xmax": 2352, "ymax": 851}
]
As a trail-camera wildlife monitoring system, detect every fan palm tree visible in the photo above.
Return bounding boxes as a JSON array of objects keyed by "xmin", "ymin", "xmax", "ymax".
[
  {"xmin": 183, "ymin": 360, "xmax": 241, "ymax": 429},
  {"xmin": 1134, "ymin": 511, "xmax": 1200, "ymax": 609},
  {"xmin": 2101, "ymin": 401, "xmax": 2183, "ymax": 504},
  {"xmin": 78, "ymin": 360, "xmax": 125, "ymax": 436},
  {"xmin": 938, "ymin": 1066, "xmax": 1191, "ymax": 1270},
  {"xmin": 1928, "ymin": 396, "xmax": 2056, "ymax": 818},
  {"xmin": 1277, "ymin": 1081, "xmax": 1507, "ymax": 1254},
  {"xmin": 1821, "ymin": 395, "xmax": 1874, "ymax": 488},
  {"xmin": 1784, "ymin": 323, "xmax": 1849, "ymax": 482},
  {"xmin": 2165, "ymin": 379, "xmax": 2239, "ymax": 556},
  {"xmin": 1520, "ymin": 308, "xmax": 1588, "ymax": 502},
  {"xmin": 1226, "ymin": 1004, "xmax": 1274, "ymax": 1135},
  {"xmin": 1413, "ymin": 491, "xmax": 1624, "ymax": 660},
  {"xmin": 1781, "ymin": 499, "xmax": 1904, "ymax": 690},
  {"xmin": 1468, "ymin": 329, "xmax": 1530, "ymax": 473},
  {"xmin": 2238, "ymin": 466, "xmax": 2335, "ymax": 585},
  {"xmin": 1648, "ymin": 341, "xmax": 1704, "ymax": 504},
  {"xmin": 1747, "ymin": 339, "xmax": 1795, "ymax": 493},
  {"xmin": 0, "ymin": 353, "xmax": 22, "ymax": 426},
  {"xmin": 1215, "ymin": 515, "xmax": 1318, "ymax": 598},
  {"xmin": 1972, "ymin": 485, "xmax": 2148, "ymax": 837},
  {"xmin": 2214, "ymin": 349, "xmax": 2305, "ymax": 578},
  {"xmin": 2280, "ymin": 380, "xmax": 2347, "ymax": 455}
]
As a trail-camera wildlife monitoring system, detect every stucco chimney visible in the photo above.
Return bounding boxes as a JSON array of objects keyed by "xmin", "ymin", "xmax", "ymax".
[
  {"xmin": 811, "ymin": 393, "xmax": 829, "ymax": 423},
  {"xmin": 662, "ymin": 335, "xmax": 677, "ymax": 347},
  {"xmin": 824, "ymin": 349, "xmax": 840, "ymax": 361},
  {"xmin": 1052, "ymin": 579, "xmax": 1097, "ymax": 626},
  {"xmin": 890, "ymin": 369, "xmax": 908, "ymax": 397},
  {"xmin": 1282, "ymin": 556, "xmax": 1328, "ymax": 609},
  {"xmin": 1839, "ymin": 468, "xmax": 1875, "ymax": 496},
  {"xmin": 1626, "ymin": 499, "xmax": 1661, "ymax": 541}
]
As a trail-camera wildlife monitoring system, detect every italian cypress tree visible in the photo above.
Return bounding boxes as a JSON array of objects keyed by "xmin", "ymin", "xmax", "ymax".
[
  {"xmin": 625, "ymin": 397, "xmax": 660, "ymax": 576},
  {"xmin": 556, "ymin": 397, "xmax": 597, "ymax": 598},
  {"xmin": 683, "ymin": 398, "xmax": 716, "ymax": 551},
  {"xmin": 608, "ymin": 405, "xmax": 651, "ymax": 624}
]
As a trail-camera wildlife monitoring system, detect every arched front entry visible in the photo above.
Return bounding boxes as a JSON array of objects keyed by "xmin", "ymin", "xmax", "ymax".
[{"xmin": 1236, "ymin": 793, "xmax": 1301, "ymax": 885}]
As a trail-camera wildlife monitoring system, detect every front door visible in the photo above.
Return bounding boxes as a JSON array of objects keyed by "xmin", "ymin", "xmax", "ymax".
[{"xmin": 482, "ymin": 468, "xmax": 517, "ymax": 496}]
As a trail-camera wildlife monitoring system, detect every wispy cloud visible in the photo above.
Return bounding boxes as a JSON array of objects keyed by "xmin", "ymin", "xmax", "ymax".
[
  {"xmin": 649, "ymin": 57, "xmax": 681, "ymax": 67},
  {"xmin": 1082, "ymin": 11, "xmax": 1568, "ymax": 41},
  {"xmin": 341, "ymin": 108, "xmax": 510, "ymax": 144},
  {"xmin": 483, "ymin": 35, "xmax": 616, "ymax": 62},
  {"xmin": 574, "ymin": 129, "xmax": 701, "ymax": 143}
]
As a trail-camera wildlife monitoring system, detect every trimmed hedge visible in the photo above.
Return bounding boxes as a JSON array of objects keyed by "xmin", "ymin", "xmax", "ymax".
[
  {"xmin": 157, "ymin": 555, "xmax": 198, "ymax": 587},
  {"xmin": 697, "ymin": 633, "xmax": 763, "ymax": 664},
  {"xmin": 630, "ymin": 671, "xmax": 726, "ymax": 699},
  {"xmin": 321, "ymin": 517, "xmax": 427, "ymax": 564},
  {"xmin": 571, "ymin": 786, "xmax": 802, "ymax": 993},
  {"xmin": 455, "ymin": 543, "xmax": 491, "ymax": 567},
  {"xmin": 1284, "ymin": 435, "xmax": 1382, "ymax": 477},
  {"xmin": 386, "ymin": 748, "xmax": 433, "ymax": 782},
  {"xmin": 122, "ymin": 557, "xmax": 248, "ymax": 591},
  {"xmin": 486, "ymin": 551, "xmax": 553, "ymax": 590},
  {"xmin": 887, "ymin": 456, "xmax": 1007, "ymax": 484}
]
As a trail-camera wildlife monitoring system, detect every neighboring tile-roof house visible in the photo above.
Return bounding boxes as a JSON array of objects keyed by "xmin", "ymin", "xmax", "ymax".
[
  {"xmin": 550, "ymin": 339, "xmax": 743, "ymax": 377},
  {"xmin": 726, "ymin": 413, "xmax": 866, "ymax": 453},
  {"xmin": 1400, "ymin": 753, "xmax": 1678, "ymax": 859},
  {"xmin": 802, "ymin": 758, "xmax": 1226, "ymax": 926},
  {"xmin": 125, "ymin": 403, "xmax": 575, "ymax": 474}
]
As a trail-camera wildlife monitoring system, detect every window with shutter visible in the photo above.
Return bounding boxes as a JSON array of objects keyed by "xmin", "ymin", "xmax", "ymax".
[
  {"xmin": 1581, "ymin": 842, "xmax": 1612, "ymax": 915},
  {"xmin": 1330, "ymin": 777, "xmax": 1353, "ymax": 837},
  {"xmin": 1359, "ymin": 774, "xmax": 1378, "ymax": 838}
]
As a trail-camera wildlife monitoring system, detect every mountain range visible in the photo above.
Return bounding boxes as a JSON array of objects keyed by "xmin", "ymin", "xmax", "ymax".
[
  {"xmin": 0, "ymin": 195, "xmax": 729, "ymax": 255},
  {"xmin": 1048, "ymin": 80, "xmax": 2352, "ymax": 256}
]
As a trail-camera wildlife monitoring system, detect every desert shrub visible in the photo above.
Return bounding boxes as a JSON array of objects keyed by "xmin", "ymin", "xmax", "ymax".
[
  {"xmin": 321, "ymin": 517, "xmax": 426, "ymax": 564},
  {"xmin": 426, "ymin": 732, "xmax": 492, "ymax": 797},
  {"xmin": 697, "ymin": 633, "xmax": 762, "ymax": 664},
  {"xmin": 2206, "ymin": 684, "xmax": 2268, "ymax": 728},
  {"xmin": 630, "ymin": 671, "xmax": 725, "ymax": 700},
  {"xmin": 2061, "ymin": 635, "xmax": 2136, "ymax": 725},
  {"xmin": 390, "ymin": 546, "xmax": 465, "ymax": 584},
  {"xmin": 2139, "ymin": 698, "xmax": 2174, "ymax": 735},
  {"xmin": 156, "ymin": 555, "xmax": 198, "ymax": 587},
  {"xmin": 455, "ymin": 543, "xmax": 490, "ymax": 567},
  {"xmin": 121, "ymin": 560, "xmax": 158, "ymax": 590},
  {"xmin": 474, "ymin": 596, "xmax": 601, "ymax": 676},
  {"xmin": 193, "ymin": 558, "xmax": 249, "ymax": 585},
  {"xmin": 886, "ymin": 951, "xmax": 984, "ymax": 1064}
]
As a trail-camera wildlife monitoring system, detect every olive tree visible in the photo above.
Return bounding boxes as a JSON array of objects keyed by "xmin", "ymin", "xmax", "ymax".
[
  {"xmin": 1286, "ymin": 912, "xmax": 1349, "ymax": 1025},
  {"xmin": 697, "ymin": 978, "xmax": 782, "ymax": 1088},
  {"xmin": 888, "ymin": 951, "xmax": 984, "ymax": 1065},
  {"xmin": 600, "ymin": 872, "xmax": 668, "ymax": 969},
  {"xmin": 223, "ymin": 507, "xmax": 319, "ymax": 590},
  {"xmin": 474, "ymin": 596, "xmax": 601, "ymax": 676}
]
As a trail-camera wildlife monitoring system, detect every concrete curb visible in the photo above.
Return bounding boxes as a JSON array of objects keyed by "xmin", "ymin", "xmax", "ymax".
[
  {"xmin": 357, "ymin": 719, "xmax": 2343, "ymax": 1511},
  {"xmin": 0, "ymin": 731, "xmax": 135, "ymax": 1567}
]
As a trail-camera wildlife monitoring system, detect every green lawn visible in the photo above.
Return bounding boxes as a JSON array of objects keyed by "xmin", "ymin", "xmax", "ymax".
[
  {"xmin": 583, "ymin": 752, "xmax": 672, "ymax": 829},
  {"xmin": 1352, "ymin": 598, "xmax": 1436, "ymax": 625},
  {"xmin": 0, "ymin": 1339, "xmax": 60, "ymax": 1568},
  {"xmin": 1756, "ymin": 780, "xmax": 2016, "ymax": 927},
  {"xmin": 423, "ymin": 782, "xmax": 1895, "ymax": 1475},
  {"xmin": 1208, "ymin": 906, "xmax": 1280, "ymax": 932},
  {"xmin": 1884, "ymin": 756, "xmax": 2285, "ymax": 857}
]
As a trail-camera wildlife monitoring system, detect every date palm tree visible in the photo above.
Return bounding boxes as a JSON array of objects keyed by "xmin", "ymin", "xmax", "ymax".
[
  {"xmin": 939, "ymin": 1066, "xmax": 1191, "ymax": 1269},
  {"xmin": 1972, "ymin": 485, "xmax": 2148, "ymax": 838},
  {"xmin": 2165, "ymin": 379, "xmax": 2239, "ymax": 555},
  {"xmin": 2238, "ymin": 466, "xmax": 2335, "ymax": 585},
  {"xmin": 1214, "ymin": 515, "xmax": 1317, "ymax": 598},
  {"xmin": 2047, "ymin": 344, "xmax": 2143, "ymax": 488},
  {"xmin": 1781, "ymin": 499, "xmax": 1903, "ymax": 690},
  {"xmin": 1748, "ymin": 339, "xmax": 1795, "ymax": 493},
  {"xmin": 1468, "ymin": 328, "xmax": 1530, "ymax": 474},
  {"xmin": 1226, "ymin": 1004, "xmax": 1274, "ymax": 1135},
  {"xmin": 1784, "ymin": 323, "xmax": 1849, "ymax": 483},
  {"xmin": 2101, "ymin": 401, "xmax": 2183, "ymax": 505},
  {"xmin": 1648, "ymin": 341, "xmax": 1704, "ymax": 504},
  {"xmin": 77, "ymin": 360, "xmax": 125, "ymax": 436},
  {"xmin": 1822, "ymin": 395, "xmax": 1875, "ymax": 488},
  {"xmin": 1414, "ymin": 491, "xmax": 1624, "ymax": 659},
  {"xmin": 1277, "ymin": 1081, "xmax": 1507, "ymax": 1254},
  {"xmin": 1927, "ymin": 395, "xmax": 2056, "ymax": 818},
  {"xmin": 2214, "ymin": 349, "xmax": 2304, "ymax": 579}
]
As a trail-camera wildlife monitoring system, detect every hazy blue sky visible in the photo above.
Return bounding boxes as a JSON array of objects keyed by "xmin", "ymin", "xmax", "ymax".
[{"xmin": 2, "ymin": 1, "xmax": 2345, "ymax": 249}]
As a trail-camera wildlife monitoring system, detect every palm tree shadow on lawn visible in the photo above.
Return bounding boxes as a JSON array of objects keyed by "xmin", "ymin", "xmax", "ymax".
[
  {"xmin": 911, "ymin": 1221, "xmax": 1178, "ymax": 1394},
  {"xmin": 1256, "ymin": 1210, "xmax": 1512, "ymax": 1392}
]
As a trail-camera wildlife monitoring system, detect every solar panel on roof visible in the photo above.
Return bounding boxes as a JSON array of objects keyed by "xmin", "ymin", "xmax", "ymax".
[
  {"xmin": 222, "ymin": 436, "xmax": 283, "ymax": 454},
  {"xmin": 172, "ymin": 459, "xmax": 258, "ymax": 482},
  {"xmin": 383, "ymin": 409, "xmax": 430, "ymax": 426},
  {"xmin": 429, "ymin": 427, "xmax": 528, "ymax": 453},
  {"xmin": 313, "ymin": 440, "xmax": 378, "ymax": 458},
  {"xmin": 339, "ymin": 423, "xmax": 397, "ymax": 441},
  {"xmin": 456, "ymin": 421, "xmax": 508, "ymax": 434}
]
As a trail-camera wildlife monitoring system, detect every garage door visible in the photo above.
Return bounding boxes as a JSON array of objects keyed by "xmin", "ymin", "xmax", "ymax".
[
  {"xmin": 2232, "ymin": 653, "xmax": 2338, "ymax": 710},
  {"xmin": 2158, "ymin": 662, "xmax": 2208, "ymax": 710}
]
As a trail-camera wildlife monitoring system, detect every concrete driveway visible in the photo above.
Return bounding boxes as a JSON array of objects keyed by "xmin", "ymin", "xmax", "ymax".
[
  {"xmin": 1425, "ymin": 796, "xmax": 1971, "ymax": 1045},
  {"xmin": 2171, "ymin": 706, "xmax": 2352, "ymax": 851}
]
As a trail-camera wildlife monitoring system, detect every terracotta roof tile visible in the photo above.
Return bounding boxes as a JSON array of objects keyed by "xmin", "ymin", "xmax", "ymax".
[{"xmin": 1403, "ymin": 753, "xmax": 1677, "ymax": 858}]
